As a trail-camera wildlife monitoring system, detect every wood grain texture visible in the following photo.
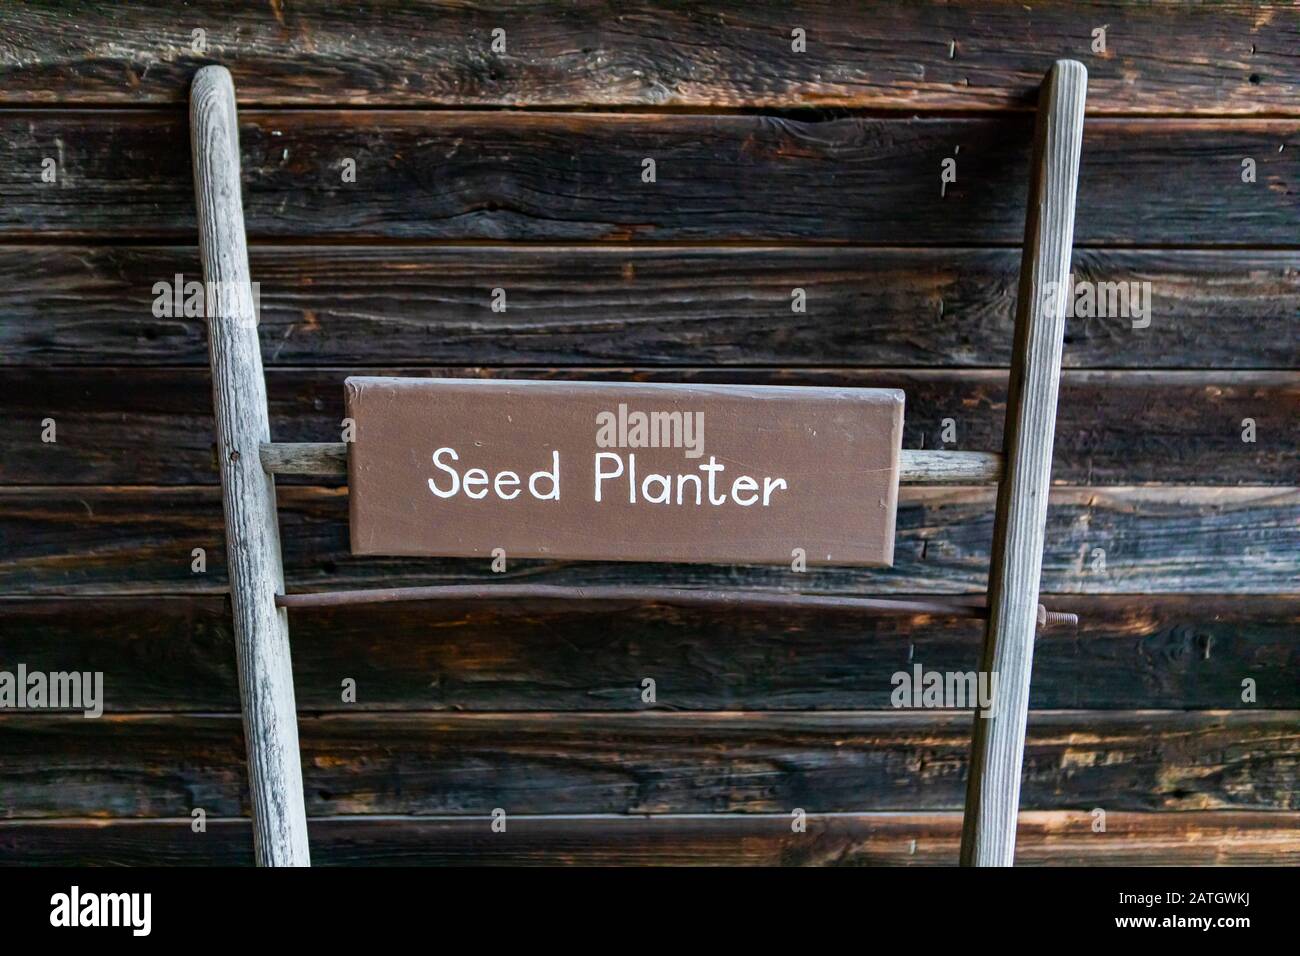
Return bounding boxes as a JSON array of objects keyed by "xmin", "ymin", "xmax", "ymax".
[
  {"xmin": 8, "ymin": 367, "xmax": 1296, "ymax": 485},
  {"xmin": 2, "ymin": 112, "xmax": 1296, "ymax": 243},
  {"xmin": 898, "ymin": 450, "xmax": 1002, "ymax": 485},
  {"xmin": 190, "ymin": 65, "xmax": 308, "ymax": 866},
  {"xmin": 2, "ymin": 711, "xmax": 1297, "ymax": 819},
  {"xmin": 2, "ymin": 4, "xmax": 1295, "ymax": 869},
  {"xmin": 964, "ymin": 60, "xmax": 1086, "ymax": 866},
  {"xmin": 3, "ymin": 485, "xmax": 1294, "ymax": 596},
  {"xmin": 3, "ymin": 246, "xmax": 1295, "ymax": 370},
  {"xmin": 260, "ymin": 442, "xmax": 348, "ymax": 476},
  {"xmin": 3, "ymin": 812, "xmax": 1298, "ymax": 866},
  {"xmin": 2, "ymin": 594, "xmax": 1295, "ymax": 712},
  {"xmin": 3, "ymin": 1, "xmax": 1296, "ymax": 113}
]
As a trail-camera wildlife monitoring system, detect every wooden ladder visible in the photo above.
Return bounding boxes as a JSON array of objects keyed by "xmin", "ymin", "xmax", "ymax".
[{"xmin": 189, "ymin": 60, "xmax": 1088, "ymax": 867}]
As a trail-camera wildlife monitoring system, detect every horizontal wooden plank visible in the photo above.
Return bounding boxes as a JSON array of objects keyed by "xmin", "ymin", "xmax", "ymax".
[
  {"xmin": 6, "ymin": 367, "xmax": 1295, "ymax": 485},
  {"xmin": 3, "ymin": 811, "xmax": 1297, "ymax": 866},
  {"xmin": 2, "ymin": 594, "xmax": 1295, "ymax": 711},
  {"xmin": 3, "ymin": 2, "xmax": 1296, "ymax": 113},
  {"xmin": 259, "ymin": 442, "xmax": 349, "ymax": 476},
  {"xmin": 2, "ymin": 113, "xmax": 1296, "ymax": 243},
  {"xmin": 3, "ymin": 485, "xmax": 1293, "ymax": 595},
  {"xmin": 4, "ymin": 246, "xmax": 1296, "ymax": 369},
  {"xmin": 899, "ymin": 450, "xmax": 1001, "ymax": 484},
  {"xmin": 2, "ymin": 711, "xmax": 1296, "ymax": 818}
]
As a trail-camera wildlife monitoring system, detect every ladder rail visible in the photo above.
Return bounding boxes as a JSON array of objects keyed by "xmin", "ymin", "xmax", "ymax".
[
  {"xmin": 960, "ymin": 60, "xmax": 1088, "ymax": 867},
  {"xmin": 191, "ymin": 66, "xmax": 311, "ymax": 867}
]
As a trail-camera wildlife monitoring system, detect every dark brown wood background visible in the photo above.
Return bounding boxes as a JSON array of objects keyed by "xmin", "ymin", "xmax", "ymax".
[{"xmin": 1, "ymin": 1, "xmax": 1297, "ymax": 866}]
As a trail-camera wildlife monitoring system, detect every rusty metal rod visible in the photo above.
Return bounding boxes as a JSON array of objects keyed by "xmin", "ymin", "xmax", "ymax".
[{"xmin": 273, "ymin": 584, "xmax": 1077, "ymax": 626}]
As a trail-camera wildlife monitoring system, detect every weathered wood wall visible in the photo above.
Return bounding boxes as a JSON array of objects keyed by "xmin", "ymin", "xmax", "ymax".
[{"xmin": 0, "ymin": 1, "xmax": 1296, "ymax": 865}]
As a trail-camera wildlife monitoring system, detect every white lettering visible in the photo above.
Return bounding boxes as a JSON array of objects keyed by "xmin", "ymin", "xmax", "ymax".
[
  {"xmin": 429, "ymin": 448, "xmax": 559, "ymax": 502},
  {"xmin": 428, "ymin": 447, "xmax": 461, "ymax": 498}
]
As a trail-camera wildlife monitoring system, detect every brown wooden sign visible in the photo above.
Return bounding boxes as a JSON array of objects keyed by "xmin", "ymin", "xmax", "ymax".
[{"xmin": 345, "ymin": 377, "xmax": 904, "ymax": 566}]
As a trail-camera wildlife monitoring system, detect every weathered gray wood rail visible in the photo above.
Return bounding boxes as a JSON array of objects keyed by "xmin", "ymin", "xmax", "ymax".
[
  {"xmin": 961, "ymin": 61, "xmax": 1088, "ymax": 866},
  {"xmin": 190, "ymin": 65, "xmax": 310, "ymax": 866}
]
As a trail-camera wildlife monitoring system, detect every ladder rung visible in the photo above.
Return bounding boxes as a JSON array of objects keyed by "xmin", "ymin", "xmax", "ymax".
[
  {"xmin": 259, "ymin": 442, "xmax": 1003, "ymax": 484},
  {"xmin": 260, "ymin": 441, "xmax": 347, "ymax": 475},
  {"xmin": 898, "ymin": 449, "xmax": 1002, "ymax": 484}
]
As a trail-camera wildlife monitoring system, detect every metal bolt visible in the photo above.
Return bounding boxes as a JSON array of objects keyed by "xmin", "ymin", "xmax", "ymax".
[{"xmin": 1037, "ymin": 605, "xmax": 1079, "ymax": 628}]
